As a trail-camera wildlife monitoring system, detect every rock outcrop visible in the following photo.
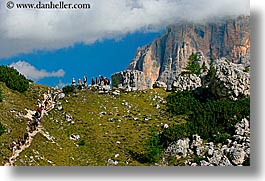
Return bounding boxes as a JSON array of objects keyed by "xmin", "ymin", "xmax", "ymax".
[
  {"xmin": 169, "ymin": 58, "xmax": 250, "ymax": 100},
  {"xmin": 126, "ymin": 16, "xmax": 250, "ymax": 89},
  {"xmin": 153, "ymin": 81, "xmax": 167, "ymax": 89},
  {"xmin": 208, "ymin": 58, "xmax": 250, "ymax": 100},
  {"xmin": 162, "ymin": 118, "xmax": 250, "ymax": 166},
  {"xmin": 171, "ymin": 74, "xmax": 201, "ymax": 92},
  {"xmin": 111, "ymin": 70, "xmax": 146, "ymax": 91}
]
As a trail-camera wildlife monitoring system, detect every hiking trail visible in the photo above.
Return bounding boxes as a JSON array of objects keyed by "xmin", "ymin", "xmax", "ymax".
[{"xmin": 4, "ymin": 91, "xmax": 61, "ymax": 166}]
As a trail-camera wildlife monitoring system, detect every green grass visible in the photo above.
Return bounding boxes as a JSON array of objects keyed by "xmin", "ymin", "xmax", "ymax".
[
  {"xmin": 0, "ymin": 82, "xmax": 49, "ymax": 164},
  {"xmin": 1, "ymin": 82, "xmax": 184, "ymax": 166}
]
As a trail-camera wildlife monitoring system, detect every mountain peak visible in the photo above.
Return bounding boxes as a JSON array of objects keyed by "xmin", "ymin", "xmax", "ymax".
[{"xmin": 125, "ymin": 16, "xmax": 250, "ymax": 89}]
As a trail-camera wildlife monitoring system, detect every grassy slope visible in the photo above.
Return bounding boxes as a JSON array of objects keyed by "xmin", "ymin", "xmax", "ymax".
[
  {"xmin": 0, "ymin": 81, "xmax": 189, "ymax": 166},
  {"xmin": 0, "ymin": 82, "xmax": 49, "ymax": 164},
  {"xmin": 5, "ymin": 86, "xmax": 185, "ymax": 166}
]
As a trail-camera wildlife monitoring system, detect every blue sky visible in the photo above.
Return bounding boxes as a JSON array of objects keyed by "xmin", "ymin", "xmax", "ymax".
[{"xmin": 0, "ymin": 31, "xmax": 161, "ymax": 87}]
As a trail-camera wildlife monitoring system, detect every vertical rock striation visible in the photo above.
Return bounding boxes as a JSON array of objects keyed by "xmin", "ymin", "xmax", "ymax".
[{"xmin": 126, "ymin": 16, "xmax": 250, "ymax": 89}]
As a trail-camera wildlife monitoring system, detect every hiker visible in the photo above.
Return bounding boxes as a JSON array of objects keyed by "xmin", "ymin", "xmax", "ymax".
[
  {"xmin": 17, "ymin": 136, "xmax": 23, "ymax": 147},
  {"xmin": 83, "ymin": 76, "xmax": 87, "ymax": 87},
  {"xmin": 24, "ymin": 133, "xmax": 29, "ymax": 145},
  {"xmin": 36, "ymin": 106, "xmax": 43, "ymax": 118},
  {"xmin": 107, "ymin": 78, "xmax": 110, "ymax": 85},
  {"xmin": 103, "ymin": 77, "xmax": 107, "ymax": 85},
  {"xmin": 92, "ymin": 77, "xmax": 95, "ymax": 86},
  {"xmin": 44, "ymin": 99, "xmax": 49, "ymax": 110},
  {"xmin": 78, "ymin": 79, "xmax": 82, "ymax": 86},
  {"xmin": 72, "ymin": 78, "xmax": 76, "ymax": 86},
  {"xmin": 99, "ymin": 76, "xmax": 104, "ymax": 86},
  {"xmin": 33, "ymin": 118, "xmax": 41, "ymax": 131},
  {"xmin": 96, "ymin": 77, "xmax": 99, "ymax": 85},
  {"xmin": 10, "ymin": 141, "xmax": 17, "ymax": 155},
  {"xmin": 104, "ymin": 77, "xmax": 110, "ymax": 85}
]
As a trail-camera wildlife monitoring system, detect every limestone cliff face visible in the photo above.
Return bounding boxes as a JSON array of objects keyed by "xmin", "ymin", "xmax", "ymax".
[{"xmin": 127, "ymin": 16, "xmax": 250, "ymax": 89}]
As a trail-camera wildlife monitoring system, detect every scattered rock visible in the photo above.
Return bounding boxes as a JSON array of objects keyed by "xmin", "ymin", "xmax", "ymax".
[
  {"xmin": 70, "ymin": 134, "xmax": 80, "ymax": 140},
  {"xmin": 114, "ymin": 154, "xmax": 119, "ymax": 158},
  {"xmin": 163, "ymin": 118, "xmax": 250, "ymax": 166},
  {"xmin": 7, "ymin": 128, "xmax": 12, "ymax": 134},
  {"xmin": 65, "ymin": 114, "xmax": 73, "ymax": 123},
  {"xmin": 153, "ymin": 81, "xmax": 167, "ymax": 89},
  {"xmin": 58, "ymin": 93, "xmax": 65, "ymax": 99},
  {"xmin": 163, "ymin": 124, "xmax": 169, "ymax": 129},
  {"xmin": 57, "ymin": 104, "xmax": 63, "ymax": 111},
  {"xmin": 112, "ymin": 90, "xmax": 120, "ymax": 96}
]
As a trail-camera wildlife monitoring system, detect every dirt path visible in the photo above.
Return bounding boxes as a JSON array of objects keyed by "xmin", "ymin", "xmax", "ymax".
[{"xmin": 4, "ymin": 92, "xmax": 60, "ymax": 166}]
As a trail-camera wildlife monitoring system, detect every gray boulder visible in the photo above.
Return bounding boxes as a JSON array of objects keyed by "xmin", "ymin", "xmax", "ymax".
[
  {"xmin": 111, "ymin": 70, "xmax": 147, "ymax": 91},
  {"xmin": 164, "ymin": 138, "xmax": 190, "ymax": 158},
  {"xmin": 171, "ymin": 74, "xmax": 201, "ymax": 92},
  {"xmin": 208, "ymin": 58, "xmax": 250, "ymax": 100},
  {"xmin": 228, "ymin": 147, "xmax": 246, "ymax": 165}
]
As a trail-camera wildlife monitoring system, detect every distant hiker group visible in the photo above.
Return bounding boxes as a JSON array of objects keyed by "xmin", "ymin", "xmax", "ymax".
[
  {"xmin": 8, "ymin": 88, "xmax": 57, "ymax": 157},
  {"xmin": 72, "ymin": 75, "xmax": 110, "ymax": 87}
]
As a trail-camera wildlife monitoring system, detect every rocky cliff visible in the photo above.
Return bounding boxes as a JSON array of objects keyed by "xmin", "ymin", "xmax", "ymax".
[
  {"xmin": 171, "ymin": 58, "xmax": 250, "ymax": 100},
  {"xmin": 126, "ymin": 16, "xmax": 250, "ymax": 89}
]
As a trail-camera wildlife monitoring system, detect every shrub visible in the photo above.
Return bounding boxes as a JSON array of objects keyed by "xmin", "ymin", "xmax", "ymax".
[
  {"xmin": 62, "ymin": 85, "xmax": 75, "ymax": 94},
  {"xmin": 193, "ymin": 155, "xmax": 205, "ymax": 164},
  {"xmin": 129, "ymin": 128, "xmax": 163, "ymax": 164},
  {"xmin": 162, "ymin": 90, "xmax": 250, "ymax": 147},
  {"xmin": 205, "ymin": 58, "xmax": 216, "ymax": 82},
  {"xmin": 0, "ymin": 65, "xmax": 29, "ymax": 93},
  {"xmin": 144, "ymin": 128, "xmax": 163, "ymax": 163},
  {"xmin": 201, "ymin": 62, "xmax": 208, "ymax": 73},
  {"xmin": 185, "ymin": 53, "xmax": 201, "ymax": 75},
  {"xmin": 166, "ymin": 90, "xmax": 201, "ymax": 115},
  {"xmin": 243, "ymin": 157, "xmax": 250, "ymax": 166},
  {"xmin": 78, "ymin": 140, "xmax": 85, "ymax": 146},
  {"xmin": 111, "ymin": 75, "xmax": 119, "ymax": 88},
  {"xmin": 244, "ymin": 67, "xmax": 251, "ymax": 73},
  {"xmin": 214, "ymin": 133, "xmax": 231, "ymax": 144}
]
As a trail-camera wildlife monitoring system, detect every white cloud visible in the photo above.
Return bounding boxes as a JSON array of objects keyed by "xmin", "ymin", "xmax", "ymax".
[
  {"xmin": 0, "ymin": 0, "xmax": 250, "ymax": 58},
  {"xmin": 9, "ymin": 61, "xmax": 65, "ymax": 80}
]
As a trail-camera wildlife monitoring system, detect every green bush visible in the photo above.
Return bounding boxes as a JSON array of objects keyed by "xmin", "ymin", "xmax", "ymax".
[
  {"xmin": 243, "ymin": 157, "xmax": 250, "ymax": 166},
  {"xmin": 111, "ymin": 75, "xmax": 119, "ymax": 88},
  {"xmin": 161, "ymin": 90, "xmax": 250, "ymax": 146},
  {"xmin": 193, "ymin": 155, "xmax": 205, "ymax": 164},
  {"xmin": 166, "ymin": 90, "xmax": 201, "ymax": 115},
  {"xmin": 62, "ymin": 85, "xmax": 75, "ymax": 94},
  {"xmin": 78, "ymin": 140, "xmax": 85, "ymax": 146},
  {"xmin": 0, "ymin": 122, "xmax": 5, "ymax": 137},
  {"xmin": 214, "ymin": 133, "xmax": 231, "ymax": 144},
  {"xmin": 0, "ymin": 65, "xmax": 29, "ymax": 93},
  {"xmin": 129, "ymin": 128, "xmax": 163, "ymax": 164},
  {"xmin": 185, "ymin": 53, "xmax": 201, "ymax": 75},
  {"xmin": 205, "ymin": 58, "xmax": 216, "ymax": 82},
  {"xmin": 144, "ymin": 128, "xmax": 163, "ymax": 163},
  {"xmin": 244, "ymin": 66, "xmax": 251, "ymax": 73}
]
